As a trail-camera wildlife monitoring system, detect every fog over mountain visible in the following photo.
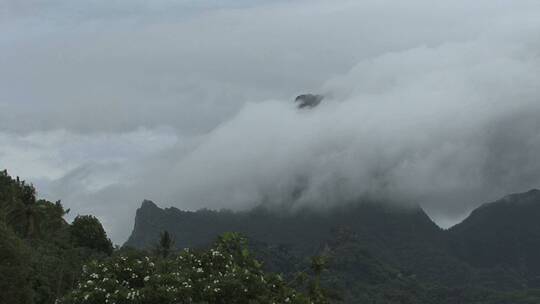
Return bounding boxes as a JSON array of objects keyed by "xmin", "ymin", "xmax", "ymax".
[{"xmin": 1, "ymin": 0, "xmax": 540, "ymax": 242}]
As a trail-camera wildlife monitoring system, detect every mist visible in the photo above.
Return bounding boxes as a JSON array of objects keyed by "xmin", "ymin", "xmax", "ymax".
[
  {"xmin": 154, "ymin": 39, "xmax": 540, "ymax": 220},
  {"xmin": 2, "ymin": 0, "xmax": 540, "ymax": 242}
]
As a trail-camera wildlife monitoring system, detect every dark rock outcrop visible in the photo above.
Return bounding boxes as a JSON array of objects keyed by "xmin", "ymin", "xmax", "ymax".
[{"xmin": 295, "ymin": 94, "xmax": 324, "ymax": 109}]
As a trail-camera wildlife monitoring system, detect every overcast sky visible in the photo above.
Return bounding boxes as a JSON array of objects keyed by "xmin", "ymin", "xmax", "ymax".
[{"xmin": 2, "ymin": 0, "xmax": 540, "ymax": 243}]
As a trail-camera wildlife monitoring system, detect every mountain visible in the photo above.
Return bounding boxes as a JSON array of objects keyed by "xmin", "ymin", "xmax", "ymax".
[
  {"xmin": 295, "ymin": 94, "xmax": 324, "ymax": 108},
  {"xmin": 125, "ymin": 199, "xmax": 472, "ymax": 284},
  {"xmin": 449, "ymin": 189, "xmax": 540, "ymax": 288},
  {"xmin": 125, "ymin": 190, "xmax": 540, "ymax": 302}
]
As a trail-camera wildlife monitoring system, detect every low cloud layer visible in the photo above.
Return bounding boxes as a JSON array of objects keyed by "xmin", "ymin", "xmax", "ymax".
[{"xmin": 2, "ymin": 0, "xmax": 540, "ymax": 242}]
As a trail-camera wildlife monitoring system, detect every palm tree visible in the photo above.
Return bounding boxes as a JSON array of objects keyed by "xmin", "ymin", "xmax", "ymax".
[{"xmin": 3, "ymin": 179, "xmax": 40, "ymax": 238}]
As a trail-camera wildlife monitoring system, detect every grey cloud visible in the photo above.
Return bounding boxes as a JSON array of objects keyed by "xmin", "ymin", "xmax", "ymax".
[
  {"xmin": 3, "ymin": 0, "xmax": 524, "ymax": 133},
  {"xmin": 151, "ymin": 38, "xmax": 540, "ymax": 226}
]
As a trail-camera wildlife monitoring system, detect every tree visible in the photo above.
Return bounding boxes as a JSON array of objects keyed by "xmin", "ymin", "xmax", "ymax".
[
  {"xmin": 60, "ymin": 233, "xmax": 332, "ymax": 304},
  {"xmin": 0, "ymin": 170, "xmax": 40, "ymax": 238},
  {"xmin": 70, "ymin": 215, "xmax": 113, "ymax": 255},
  {"xmin": 36, "ymin": 199, "xmax": 69, "ymax": 238},
  {"xmin": 1, "ymin": 170, "xmax": 104, "ymax": 303},
  {"xmin": 0, "ymin": 221, "xmax": 33, "ymax": 304},
  {"xmin": 155, "ymin": 230, "xmax": 174, "ymax": 258}
]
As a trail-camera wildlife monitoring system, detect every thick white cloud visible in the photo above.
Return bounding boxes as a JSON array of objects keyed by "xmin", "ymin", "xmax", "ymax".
[
  {"xmin": 1, "ymin": 0, "xmax": 540, "ymax": 242},
  {"xmin": 154, "ymin": 38, "xmax": 540, "ymax": 216}
]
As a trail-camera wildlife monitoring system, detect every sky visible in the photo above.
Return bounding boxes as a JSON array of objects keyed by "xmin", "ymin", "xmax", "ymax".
[{"xmin": 2, "ymin": 0, "xmax": 540, "ymax": 243}]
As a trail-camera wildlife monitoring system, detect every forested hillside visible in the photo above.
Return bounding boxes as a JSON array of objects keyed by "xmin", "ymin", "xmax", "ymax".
[
  {"xmin": 0, "ymin": 170, "xmax": 113, "ymax": 304},
  {"xmin": 4, "ymin": 169, "xmax": 540, "ymax": 303},
  {"xmin": 126, "ymin": 190, "xmax": 540, "ymax": 303},
  {"xmin": 449, "ymin": 189, "xmax": 540, "ymax": 288},
  {"xmin": 0, "ymin": 170, "xmax": 330, "ymax": 304}
]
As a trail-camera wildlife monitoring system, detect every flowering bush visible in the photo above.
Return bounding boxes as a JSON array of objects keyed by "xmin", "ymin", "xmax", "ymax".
[{"xmin": 59, "ymin": 233, "xmax": 328, "ymax": 304}]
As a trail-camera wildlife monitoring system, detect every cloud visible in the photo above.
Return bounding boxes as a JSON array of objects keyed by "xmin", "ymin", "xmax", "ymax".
[
  {"xmin": 2, "ymin": 0, "xmax": 540, "ymax": 242},
  {"xmin": 0, "ymin": 128, "xmax": 179, "ymax": 236},
  {"xmin": 3, "ymin": 0, "xmax": 521, "ymax": 133},
  {"xmin": 155, "ymin": 39, "xmax": 540, "ymax": 217}
]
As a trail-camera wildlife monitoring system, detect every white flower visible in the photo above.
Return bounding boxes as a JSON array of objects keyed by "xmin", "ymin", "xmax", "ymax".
[{"xmin": 144, "ymin": 276, "xmax": 150, "ymax": 282}]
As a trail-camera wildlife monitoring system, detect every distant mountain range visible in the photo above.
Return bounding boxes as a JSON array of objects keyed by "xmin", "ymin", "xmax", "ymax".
[{"xmin": 125, "ymin": 189, "xmax": 540, "ymax": 303}]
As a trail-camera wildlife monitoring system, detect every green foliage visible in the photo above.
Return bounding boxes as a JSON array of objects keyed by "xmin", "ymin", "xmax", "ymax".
[
  {"xmin": 4, "ymin": 169, "xmax": 540, "ymax": 304},
  {"xmin": 36, "ymin": 199, "xmax": 70, "ymax": 239},
  {"xmin": 450, "ymin": 189, "xmax": 540, "ymax": 284},
  {"xmin": 155, "ymin": 230, "xmax": 174, "ymax": 258},
  {"xmin": 0, "ymin": 221, "xmax": 33, "ymax": 304},
  {"xmin": 71, "ymin": 215, "xmax": 114, "ymax": 256},
  {"xmin": 0, "ymin": 169, "xmax": 39, "ymax": 237},
  {"xmin": 60, "ymin": 233, "xmax": 330, "ymax": 304},
  {"xmin": 0, "ymin": 169, "xmax": 114, "ymax": 304}
]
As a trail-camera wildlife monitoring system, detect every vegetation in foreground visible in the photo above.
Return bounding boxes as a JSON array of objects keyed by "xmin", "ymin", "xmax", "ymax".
[
  {"xmin": 60, "ymin": 232, "xmax": 330, "ymax": 304},
  {"xmin": 0, "ymin": 170, "xmax": 330, "ymax": 304},
  {"xmin": 3, "ymin": 169, "xmax": 540, "ymax": 304},
  {"xmin": 1, "ymin": 170, "xmax": 113, "ymax": 304}
]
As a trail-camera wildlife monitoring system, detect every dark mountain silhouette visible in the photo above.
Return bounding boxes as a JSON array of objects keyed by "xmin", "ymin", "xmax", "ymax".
[
  {"xmin": 125, "ymin": 190, "xmax": 540, "ymax": 303},
  {"xmin": 449, "ymin": 189, "xmax": 540, "ymax": 287},
  {"xmin": 126, "ymin": 200, "xmax": 463, "ymax": 281}
]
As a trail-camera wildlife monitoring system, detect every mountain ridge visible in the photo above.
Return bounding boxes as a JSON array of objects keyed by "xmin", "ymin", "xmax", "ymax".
[{"xmin": 125, "ymin": 189, "xmax": 540, "ymax": 302}]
